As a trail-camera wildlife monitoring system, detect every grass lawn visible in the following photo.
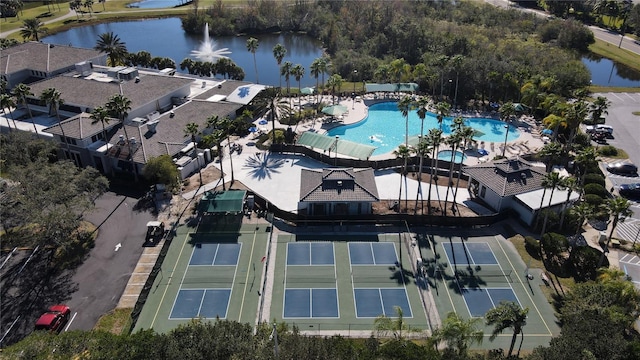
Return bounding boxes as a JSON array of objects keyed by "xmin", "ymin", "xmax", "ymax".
[
  {"xmin": 94, "ymin": 308, "xmax": 133, "ymax": 335},
  {"xmin": 589, "ymin": 39, "xmax": 640, "ymax": 74}
]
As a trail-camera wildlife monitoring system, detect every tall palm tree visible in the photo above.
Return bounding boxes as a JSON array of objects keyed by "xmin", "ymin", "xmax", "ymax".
[
  {"xmin": 563, "ymin": 101, "xmax": 588, "ymax": 148},
  {"xmin": 397, "ymin": 95, "xmax": 414, "ymax": 147},
  {"xmin": 434, "ymin": 101, "xmax": 451, "ymax": 131},
  {"xmin": 570, "ymin": 202, "xmax": 594, "ymax": 234},
  {"xmin": 20, "ymin": 18, "xmax": 47, "ymax": 41},
  {"xmin": 205, "ymin": 115, "xmax": 226, "ymax": 190},
  {"xmin": 252, "ymin": 87, "xmax": 290, "ymax": 144},
  {"xmin": 499, "ymin": 101, "xmax": 516, "ymax": 123},
  {"xmin": 485, "ymin": 302, "xmax": 529, "ymax": 358},
  {"xmin": 414, "ymin": 96, "xmax": 431, "ymax": 213},
  {"xmin": 309, "ymin": 58, "xmax": 321, "ymax": 104},
  {"xmin": 589, "ymin": 96, "xmax": 610, "ymax": 124},
  {"xmin": 218, "ymin": 117, "xmax": 236, "ymax": 185},
  {"xmin": 291, "ymin": 64, "xmax": 305, "ymax": 117},
  {"xmin": 318, "ymin": 56, "xmax": 329, "ymax": 98},
  {"xmin": 574, "ymin": 146, "xmax": 599, "ymax": 187},
  {"xmin": 280, "ymin": 61, "xmax": 293, "ymax": 96},
  {"xmin": 272, "ymin": 43, "xmax": 287, "ymax": 89},
  {"xmin": 413, "ymin": 137, "xmax": 431, "ymax": 214},
  {"xmin": 393, "ymin": 145, "xmax": 413, "ymax": 212},
  {"xmin": 0, "ymin": 94, "xmax": 17, "ymax": 131},
  {"xmin": 373, "ymin": 306, "xmax": 418, "ymax": 340},
  {"xmin": 538, "ymin": 142, "xmax": 563, "ymax": 172},
  {"xmin": 452, "ymin": 125, "xmax": 475, "ymax": 211},
  {"xmin": 426, "ymin": 128, "xmax": 444, "ymax": 214},
  {"xmin": 431, "ymin": 312, "xmax": 483, "ymax": 357},
  {"xmin": 84, "ymin": 0, "xmax": 94, "ymax": 17},
  {"xmin": 449, "ymin": 54, "xmax": 464, "ymax": 108},
  {"xmin": 558, "ymin": 177, "xmax": 579, "ymax": 230},
  {"xmin": 443, "ymin": 131, "xmax": 462, "ymax": 216},
  {"xmin": 89, "ymin": 106, "xmax": 111, "ymax": 144},
  {"xmin": 540, "ymin": 172, "xmax": 564, "ymax": 236},
  {"xmin": 246, "ymin": 37, "xmax": 259, "ymax": 84},
  {"xmin": 184, "ymin": 122, "xmax": 202, "ymax": 185},
  {"xmin": 94, "ymin": 32, "xmax": 128, "ymax": 66},
  {"xmin": 12, "ymin": 83, "xmax": 37, "ymax": 133},
  {"xmin": 605, "ymin": 197, "xmax": 632, "ymax": 247},
  {"xmin": 105, "ymin": 94, "xmax": 137, "ymax": 181},
  {"xmin": 41, "ymin": 88, "xmax": 71, "ymax": 157},
  {"xmin": 326, "ymin": 74, "xmax": 343, "ymax": 105}
]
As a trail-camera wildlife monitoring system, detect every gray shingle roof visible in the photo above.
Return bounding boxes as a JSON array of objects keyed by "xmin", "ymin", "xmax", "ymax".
[
  {"xmin": 464, "ymin": 158, "xmax": 547, "ymax": 197},
  {"xmin": 300, "ymin": 168, "xmax": 379, "ymax": 202},
  {"xmin": 107, "ymin": 100, "xmax": 241, "ymax": 164},
  {"xmin": 0, "ymin": 42, "xmax": 104, "ymax": 75},
  {"xmin": 27, "ymin": 72, "xmax": 193, "ymax": 110},
  {"xmin": 43, "ymin": 112, "xmax": 117, "ymax": 139},
  {"xmin": 193, "ymin": 80, "xmax": 253, "ymax": 100}
]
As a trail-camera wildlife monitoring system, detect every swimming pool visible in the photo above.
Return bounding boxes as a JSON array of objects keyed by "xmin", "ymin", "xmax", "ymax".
[
  {"xmin": 438, "ymin": 150, "xmax": 466, "ymax": 163},
  {"xmin": 327, "ymin": 102, "xmax": 520, "ymax": 155}
]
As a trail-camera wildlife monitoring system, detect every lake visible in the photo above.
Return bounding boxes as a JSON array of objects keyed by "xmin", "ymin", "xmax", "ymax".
[
  {"xmin": 43, "ymin": 18, "xmax": 325, "ymax": 87},
  {"xmin": 581, "ymin": 54, "xmax": 640, "ymax": 87}
]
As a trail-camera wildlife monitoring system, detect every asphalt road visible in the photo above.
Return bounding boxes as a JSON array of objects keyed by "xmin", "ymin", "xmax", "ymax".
[{"xmin": 63, "ymin": 191, "xmax": 154, "ymax": 331}]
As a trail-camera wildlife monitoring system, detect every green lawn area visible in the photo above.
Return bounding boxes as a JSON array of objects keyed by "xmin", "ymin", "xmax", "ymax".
[
  {"xmin": 94, "ymin": 308, "xmax": 133, "ymax": 335},
  {"xmin": 589, "ymin": 38, "xmax": 640, "ymax": 74}
]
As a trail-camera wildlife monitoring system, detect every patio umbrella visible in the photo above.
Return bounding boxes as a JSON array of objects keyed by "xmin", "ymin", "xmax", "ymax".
[
  {"xmin": 513, "ymin": 103, "xmax": 529, "ymax": 112},
  {"xmin": 321, "ymin": 104, "xmax": 348, "ymax": 116},
  {"xmin": 541, "ymin": 129, "xmax": 553, "ymax": 135},
  {"xmin": 249, "ymin": 126, "xmax": 259, "ymax": 133},
  {"xmin": 301, "ymin": 87, "xmax": 315, "ymax": 95},
  {"xmin": 258, "ymin": 119, "xmax": 268, "ymax": 125}
]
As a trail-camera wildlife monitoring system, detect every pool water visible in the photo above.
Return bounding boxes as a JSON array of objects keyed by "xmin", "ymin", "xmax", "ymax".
[
  {"xmin": 327, "ymin": 102, "xmax": 520, "ymax": 155},
  {"xmin": 438, "ymin": 150, "xmax": 466, "ymax": 163}
]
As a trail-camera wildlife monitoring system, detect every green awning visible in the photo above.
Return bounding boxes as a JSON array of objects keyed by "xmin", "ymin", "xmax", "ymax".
[
  {"xmin": 198, "ymin": 190, "xmax": 246, "ymax": 213},
  {"xmin": 296, "ymin": 131, "xmax": 377, "ymax": 160},
  {"xmin": 365, "ymin": 83, "xmax": 419, "ymax": 92}
]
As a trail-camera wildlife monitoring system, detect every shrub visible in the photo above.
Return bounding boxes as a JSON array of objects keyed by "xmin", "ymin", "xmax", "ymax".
[
  {"xmin": 597, "ymin": 145, "xmax": 618, "ymax": 157},
  {"xmin": 582, "ymin": 173, "xmax": 605, "ymax": 187},
  {"xmin": 583, "ymin": 183, "xmax": 608, "ymax": 198},
  {"xmin": 583, "ymin": 193, "xmax": 604, "ymax": 207},
  {"xmin": 524, "ymin": 236, "xmax": 541, "ymax": 259},
  {"xmin": 541, "ymin": 232, "xmax": 569, "ymax": 258}
]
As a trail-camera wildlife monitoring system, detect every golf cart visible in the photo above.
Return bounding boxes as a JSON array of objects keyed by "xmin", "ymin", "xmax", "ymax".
[{"xmin": 145, "ymin": 221, "xmax": 165, "ymax": 244}]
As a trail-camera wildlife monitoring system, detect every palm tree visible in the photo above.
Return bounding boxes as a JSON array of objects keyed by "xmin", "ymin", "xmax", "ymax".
[
  {"xmin": 252, "ymin": 87, "xmax": 290, "ymax": 144},
  {"xmin": 0, "ymin": 94, "xmax": 17, "ymax": 131},
  {"xmin": 542, "ymin": 113, "xmax": 565, "ymax": 142},
  {"xmin": 309, "ymin": 58, "xmax": 321, "ymax": 104},
  {"xmin": 205, "ymin": 115, "xmax": 226, "ymax": 190},
  {"xmin": 41, "ymin": 88, "xmax": 71, "ymax": 157},
  {"xmin": 563, "ymin": 101, "xmax": 588, "ymax": 148},
  {"xmin": 443, "ymin": 131, "xmax": 462, "ymax": 216},
  {"xmin": 94, "ymin": 32, "xmax": 128, "ymax": 66},
  {"xmin": 291, "ymin": 64, "xmax": 305, "ymax": 116},
  {"xmin": 272, "ymin": 43, "xmax": 287, "ymax": 89},
  {"xmin": 558, "ymin": 177, "xmax": 579, "ymax": 230},
  {"xmin": 373, "ymin": 306, "xmax": 418, "ymax": 339},
  {"xmin": 12, "ymin": 83, "xmax": 37, "ymax": 133},
  {"xmin": 434, "ymin": 101, "xmax": 451, "ymax": 131},
  {"xmin": 485, "ymin": 301, "xmax": 529, "ymax": 358},
  {"xmin": 393, "ymin": 145, "xmax": 413, "ymax": 211},
  {"xmin": 499, "ymin": 101, "xmax": 516, "ymax": 123},
  {"xmin": 318, "ymin": 56, "xmax": 330, "ymax": 99},
  {"xmin": 326, "ymin": 74, "xmax": 343, "ymax": 105},
  {"xmin": 540, "ymin": 172, "xmax": 564, "ymax": 236},
  {"xmin": 89, "ymin": 106, "xmax": 111, "ymax": 145},
  {"xmin": 280, "ymin": 61, "xmax": 293, "ymax": 96},
  {"xmin": 570, "ymin": 202, "xmax": 593, "ymax": 234},
  {"xmin": 538, "ymin": 142, "xmax": 563, "ymax": 172},
  {"xmin": 413, "ymin": 137, "xmax": 431, "ymax": 214},
  {"xmin": 218, "ymin": 117, "xmax": 236, "ymax": 185},
  {"xmin": 431, "ymin": 312, "xmax": 484, "ymax": 357},
  {"xmin": 84, "ymin": 0, "xmax": 94, "ymax": 17},
  {"xmin": 105, "ymin": 94, "xmax": 137, "ymax": 181},
  {"xmin": 397, "ymin": 95, "xmax": 414, "ymax": 147},
  {"xmin": 604, "ymin": 197, "xmax": 632, "ymax": 247},
  {"xmin": 20, "ymin": 18, "xmax": 47, "ymax": 41},
  {"xmin": 246, "ymin": 37, "xmax": 259, "ymax": 84},
  {"xmin": 452, "ymin": 125, "xmax": 475, "ymax": 211},
  {"xmin": 184, "ymin": 122, "xmax": 202, "ymax": 185},
  {"xmin": 414, "ymin": 96, "xmax": 431, "ymax": 213},
  {"xmin": 589, "ymin": 96, "xmax": 611, "ymax": 124},
  {"xmin": 426, "ymin": 128, "xmax": 444, "ymax": 214},
  {"xmin": 574, "ymin": 146, "xmax": 599, "ymax": 187},
  {"xmin": 449, "ymin": 54, "xmax": 464, "ymax": 108}
]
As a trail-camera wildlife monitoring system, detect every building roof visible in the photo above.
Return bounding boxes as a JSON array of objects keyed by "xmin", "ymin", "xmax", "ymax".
[
  {"xmin": 43, "ymin": 112, "xmax": 117, "ymax": 139},
  {"xmin": 300, "ymin": 168, "xmax": 379, "ymax": 202},
  {"xmin": 107, "ymin": 100, "xmax": 242, "ymax": 164},
  {"xmin": 193, "ymin": 80, "xmax": 254, "ymax": 101},
  {"xmin": 28, "ymin": 71, "xmax": 193, "ymax": 110},
  {"xmin": 464, "ymin": 158, "xmax": 547, "ymax": 197},
  {"xmin": 515, "ymin": 188, "xmax": 580, "ymax": 211},
  {"xmin": 0, "ymin": 42, "xmax": 104, "ymax": 75}
]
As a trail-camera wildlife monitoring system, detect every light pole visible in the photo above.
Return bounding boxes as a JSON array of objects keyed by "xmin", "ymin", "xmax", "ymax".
[
  {"xmin": 352, "ymin": 70, "xmax": 358, "ymax": 109},
  {"xmin": 501, "ymin": 124, "xmax": 510, "ymax": 158},
  {"xmin": 334, "ymin": 135, "xmax": 339, "ymax": 166}
]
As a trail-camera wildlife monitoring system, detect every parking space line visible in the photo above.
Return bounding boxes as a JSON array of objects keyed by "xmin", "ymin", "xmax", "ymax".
[{"xmin": 64, "ymin": 312, "xmax": 77, "ymax": 332}]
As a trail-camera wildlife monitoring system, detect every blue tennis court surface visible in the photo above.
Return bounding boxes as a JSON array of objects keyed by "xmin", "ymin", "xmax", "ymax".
[
  {"xmin": 169, "ymin": 289, "xmax": 231, "ymax": 319},
  {"xmin": 189, "ymin": 243, "xmax": 241, "ymax": 266},
  {"xmin": 287, "ymin": 242, "xmax": 335, "ymax": 265},
  {"xmin": 354, "ymin": 288, "xmax": 412, "ymax": 318},
  {"xmin": 443, "ymin": 242, "xmax": 497, "ymax": 266},
  {"xmin": 349, "ymin": 242, "xmax": 397, "ymax": 265},
  {"xmin": 283, "ymin": 288, "xmax": 339, "ymax": 318},
  {"xmin": 462, "ymin": 287, "xmax": 520, "ymax": 317}
]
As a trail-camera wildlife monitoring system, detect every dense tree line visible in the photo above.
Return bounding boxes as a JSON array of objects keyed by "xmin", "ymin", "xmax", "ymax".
[{"xmin": 183, "ymin": 0, "xmax": 593, "ymax": 106}]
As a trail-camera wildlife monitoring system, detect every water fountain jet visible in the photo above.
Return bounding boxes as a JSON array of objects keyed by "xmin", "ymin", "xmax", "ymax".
[{"xmin": 190, "ymin": 23, "xmax": 232, "ymax": 62}]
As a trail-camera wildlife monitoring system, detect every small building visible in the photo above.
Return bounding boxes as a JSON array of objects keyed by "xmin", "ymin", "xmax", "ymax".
[
  {"xmin": 299, "ymin": 168, "xmax": 379, "ymax": 216},
  {"xmin": 464, "ymin": 157, "xmax": 579, "ymax": 226}
]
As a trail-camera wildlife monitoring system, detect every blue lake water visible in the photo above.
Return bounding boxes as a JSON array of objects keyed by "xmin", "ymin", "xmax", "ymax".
[
  {"xmin": 42, "ymin": 18, "xmax": 325, "ymax": 87},
  {"xmin": 327, "ymin": 102, "xmax": 520, "ymax": 156},
  {"xmin": 582, "ymin": 55, "xmax": 640, "ymax": 87},
  {"xmin": 127, "ymin": 0, "xmax": 184, "ymax": 8}
]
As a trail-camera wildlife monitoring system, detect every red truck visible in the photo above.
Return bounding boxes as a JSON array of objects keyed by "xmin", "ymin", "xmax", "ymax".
[{"xmin": 35, "ymin": 305, "xmax": 71, "ymax": 333}]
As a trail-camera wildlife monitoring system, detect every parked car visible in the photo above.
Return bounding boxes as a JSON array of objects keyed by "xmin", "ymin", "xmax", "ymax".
[
  {"xmin": 606, "ymin": 162, "xmax": 638, "ymax": 175},
  {"xmin": 619, "ymin": 183, "xmax": 640, "ymax": 199},
  {"xmin": 35, "ymin": 305, "xmax": 70, "ymax": 333}
]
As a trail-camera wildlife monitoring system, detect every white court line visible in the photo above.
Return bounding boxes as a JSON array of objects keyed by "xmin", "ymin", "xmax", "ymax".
[
  {"xmin": 620, "ymin": 253, "xmax": 633, "ymax": 262},
  {"xmin": 64, "ymin": 312, "xmax": 77, "ymax": 332}
]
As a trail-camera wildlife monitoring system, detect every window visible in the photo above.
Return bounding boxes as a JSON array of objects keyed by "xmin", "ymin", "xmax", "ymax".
[{"xmin": 480, "ymin": 186, "xmax": 486, "ymax": 198}]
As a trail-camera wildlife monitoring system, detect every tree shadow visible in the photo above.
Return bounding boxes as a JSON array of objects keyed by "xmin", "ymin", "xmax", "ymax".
[{"xmin": 243, "ymin": 153, "xmax": 287, "ymax": 180}]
